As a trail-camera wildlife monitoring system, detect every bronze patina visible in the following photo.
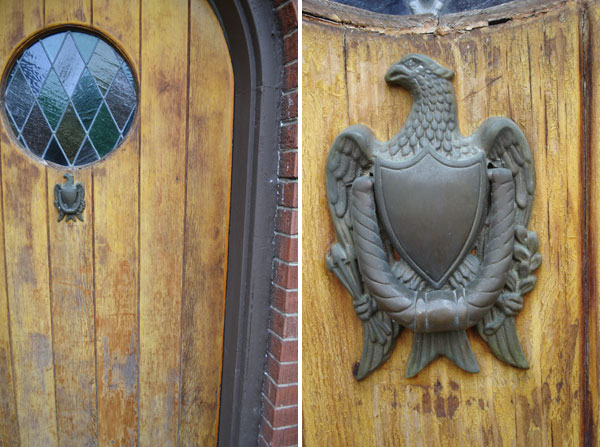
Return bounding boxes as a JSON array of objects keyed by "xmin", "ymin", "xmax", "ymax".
[
  {"xmin": 54, "ymin": 173, "xmax": 85, "ymax": 222},
  {"xmin": 325, "ymin": 54, "xmax": 541, "ymax": 379}
]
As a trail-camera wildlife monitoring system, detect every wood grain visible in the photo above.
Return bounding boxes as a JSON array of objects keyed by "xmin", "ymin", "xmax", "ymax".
[
  {"xmin": 303, "ymin": 3, "xmax": 584, "ymax": 445},
  {"xmin": 138, "ymin": 0, "xmax": 188, "ymax": 445},
  {"xmin": 46, "ymin": 167, "xmax": 97, "ymax": 447},
  {"xmin": 586, "ymin": 1, "xmax": 599, "ymax": 445},
  {"xmin": 178, "ymin": 0, "xmax": 233, "ymax": 445},
  {"xmin": 0, "ymin": 1, "xmax": 233, "ymax": 444},
  {"xmin": 92, "ymin": 0, "xmax": 140, "ymax": 445},
  {"xmin": 0, "ymin": 85, "xmax": 19, "ymax": 447},
  {"xmin": 43, "ymin": 1, "xmax": 99, "ymax": 445},
  {"xmin": 0, "ymin": 1, "xmax": 58, "ymax": 446},
  {"xmin": 44, "ymin": 0, "xmax": 90, "ymax": 25}
]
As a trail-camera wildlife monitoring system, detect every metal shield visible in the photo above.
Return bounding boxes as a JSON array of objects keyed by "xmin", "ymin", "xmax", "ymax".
[{"xmin": 374, "ymin": 146, "xmax": 488, "ymax": 289}]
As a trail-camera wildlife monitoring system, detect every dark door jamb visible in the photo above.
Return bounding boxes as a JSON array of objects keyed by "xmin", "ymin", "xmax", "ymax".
[{"xmin": 209, "ymin": 1, "xmax": 283, "ymax": 445}]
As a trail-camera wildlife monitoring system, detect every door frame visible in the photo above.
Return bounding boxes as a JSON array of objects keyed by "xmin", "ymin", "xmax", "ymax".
[{"xmin": 210, "ymin": 1, "xmax": 283, "ymax": 445}]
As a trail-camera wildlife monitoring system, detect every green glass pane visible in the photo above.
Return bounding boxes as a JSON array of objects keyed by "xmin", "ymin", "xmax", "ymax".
[
  {"xmin": 72, "ymin": 32, "xmax": 98, "ymax": 63},
  {"xmin": 72, "ymin": 69, "xmax": 102, "ymax": 129},
  {"xmin": 38, "ymin": 69, "xmax": 68, "ymax": 130},
  {"xmin": 89, "ymin": 102, "xmax": 119, "ymax": 156},
  {"xmin": 88, "ymin": 41, "xmax": 120, "ymax": 94},
  {"xmin": 6, "ymin": 29, "xmax": 137, "ymax": 167},
  {"xmin": 56, "ymin": 104, "xmax": 86, "ymax": 163},
  {"xmin": 41, "ymin": 33, "xmax": 65, "ymax": 63}
]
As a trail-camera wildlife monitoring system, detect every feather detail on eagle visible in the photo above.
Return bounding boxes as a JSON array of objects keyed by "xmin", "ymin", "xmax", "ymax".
[{"xmin": 325, "ymin": 54, "xmax": 540, "ymax": 379}]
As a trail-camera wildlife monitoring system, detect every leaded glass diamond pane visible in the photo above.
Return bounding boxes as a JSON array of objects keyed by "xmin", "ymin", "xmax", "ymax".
[
  {"xmin": 88, "ymin": 40, "xmax": 120, "ymax": 94},
  {"xmin": 5, "ymin": 67, "xmax": 35, "ymax": 130},
  {"xmin": 19, "ymin": 42, "xmax": 51, "ymax": 96},
  {"xmin": 89, "ymin": 102, "xmax": 120, "ymax": 157},
  {"xmin": 22, "ymin": 103, "xmax": 52, "ymax": 156},
  {"xmin": 105, "ymin": 68, "xmax": 136, "ymax": 130},
  {"xmin": 44, "ymin": 137, "xmax": 68, "ymax": 165},
  {"xmin": 56, "ymin": 104, "xmax": 85, "ymax": 163},
  {"xmin": 72, "ymin": 32, "xmax": 98, "ymax": 63},
  {"xmin": 53, "ymin": 34, "xmax": 85, "ymax": 96},
  {"xmin": 74, "ymin": 138, "xmax": 99, "ymax": 166},
  {"xmin": 3, "ymin": 29, "xmax": 137, "ymax": 167},
  {"xmin": 72, "ymin": 69, "xmax": 102, "ymax": 129},
  {"xmin": 41, "ymin": 33, "xmax": 65, "ymax": 63},
  {"xmin": 38, "ymin": 69, "xmax": 68, "ymax": 130}
]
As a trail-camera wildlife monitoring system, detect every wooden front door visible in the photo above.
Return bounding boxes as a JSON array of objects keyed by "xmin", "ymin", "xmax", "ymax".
[
  {"xmin": 0, "ymin": 0, "xmax": 233, "ymax": 446},
  {"xmin": 303, "ymin": 0, "xmax": 591, "ymax": 445}
]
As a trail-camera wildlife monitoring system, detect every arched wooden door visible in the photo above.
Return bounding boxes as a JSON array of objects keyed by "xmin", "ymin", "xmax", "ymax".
[
  {"xmin": 0, "ymin": 0, "xmax": 233, "ymax": 445},
  {"xmin": 303, "ymin": 0, "xmax": 594, "ymax": 445}
]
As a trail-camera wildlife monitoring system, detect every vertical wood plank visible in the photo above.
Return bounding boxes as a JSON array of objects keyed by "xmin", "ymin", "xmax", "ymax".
[
  {"xmin": 91, "ymin": 0, "xmax": 141, "ymax": 445},
  {"xmin": 302, "ymin": 3, "xmax": 584, "ymax": 445},
  {"xmin": 178, "ymin": 0, "xmax": 233, "ymax": 445},
  {"xmin": 46, "ymin": 167, "xmax": 97, "ymax": 447},
  {"xmin": 301, "ymin": 21, "xmax": 374, "ymax": 447},
  {"xmin": 44, "ymin": 0, "xmax": 90, "ymax": 25},
  {"xmin": 587, "ymin": 1, "xmax": 599, "ymax": 444},
  {"xmin": 0, "ymin": 1, "xmax": 58, "ymax": 446},
  {"xmin": 0, "ymin": 132, "xmax": 18, "ymax": 447},
  {"xmin": 43, "ymin": 1, "xmax": 98, "ymax": 445},
  {"xmin": 139, "ymin": 1, "xmax": 187, "ymax": 445}
]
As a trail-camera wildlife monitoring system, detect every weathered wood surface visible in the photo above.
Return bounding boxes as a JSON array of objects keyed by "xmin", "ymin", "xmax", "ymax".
[
  {"xmin": 303, "ymin": 2, "xmax": 585, "ymax": 445},
  {"xmin": 92, "ymin": 0, "xmax": 140, "ymax": 445},
  {"xmin": 178, "ymin": 0, "xmax": 234, "ymax": 445},
  {"xmin": 0, "ymin": 1, "xmax": 58, "ymax": 446},
  {"xmin": 0, "ymin": 0, "xmax": 233, "ymax": 446},
  {"xmin": 587, "ymin": 1, "xmax": 600, "ymax": 445},
  {"xmin": 138, "ymin": 0, "xmax": 188, "ymax": 445}
]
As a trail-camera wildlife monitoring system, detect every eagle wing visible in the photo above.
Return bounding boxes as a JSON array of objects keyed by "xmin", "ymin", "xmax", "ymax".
[
  {"xmin": 325, "ymin": 125, "xmax": 402, "ymax": 380},
  {"xmin": 471, "ymin": 117, "xmax": 541, "ymax": 368}
]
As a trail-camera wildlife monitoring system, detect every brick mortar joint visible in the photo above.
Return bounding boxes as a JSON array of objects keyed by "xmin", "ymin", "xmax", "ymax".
[
  {"xmin": 268, "ymin": 352, "xmax": 299, "ymax": 364},
  {"xmin": 262, "ymin": 394, "xmax": 299, "ymax": 411},
  {"xmin": 260, "ymin": 1, "xmax": 299, "ymax": 441}
]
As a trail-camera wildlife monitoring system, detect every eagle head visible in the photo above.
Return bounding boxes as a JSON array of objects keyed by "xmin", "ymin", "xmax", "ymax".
[{"xmin": 385, "ymin": 54, "xmax": 454, "ymax": 93}]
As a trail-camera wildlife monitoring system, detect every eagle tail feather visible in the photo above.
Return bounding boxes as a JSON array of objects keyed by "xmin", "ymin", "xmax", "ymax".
[{"xmin": 406, "ymin": 330, "xmax": 479, "ymax": 378}]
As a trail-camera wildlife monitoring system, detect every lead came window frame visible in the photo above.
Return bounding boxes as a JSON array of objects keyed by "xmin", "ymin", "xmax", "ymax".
[{"xmin": 2, "ymin": 28, "xmax": 138, "ymax": 167}]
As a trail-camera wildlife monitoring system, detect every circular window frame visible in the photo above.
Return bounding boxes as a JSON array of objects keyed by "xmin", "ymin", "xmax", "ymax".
[
  {"xmin": 0, "ymin": 24, "xmax": 140, "ymax": 170},
  {"xmin": 302, "ymin": 0, "xmax": 565, "ymax": 30}
]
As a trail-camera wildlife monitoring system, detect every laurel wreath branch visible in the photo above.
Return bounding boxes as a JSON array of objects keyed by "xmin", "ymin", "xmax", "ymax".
[{"xmin": 483, "ymin": 225, "xmax": 542, "ymax": 335}]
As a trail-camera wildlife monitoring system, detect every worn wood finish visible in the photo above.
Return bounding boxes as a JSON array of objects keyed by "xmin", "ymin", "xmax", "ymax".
[
  {"xmin": 44, "ymin": 2, "xmax": 98, "ymax": 445},
  {"xmin": 0, "ymin": 2, "xmax": 58, "ymax": 446},
  {"xmin": 587, "ymin": 1, "xmax": 600, "ymax": 444},
  {"xmin": 92, "ymin": 0, "xmax": 140, "ymax": 444},
  {"xmin": 0, "ymin": 186, "xmax": 16, "ymax": 447},
  {"xmin": 0, "ymin": 0, "xmax": 233, "ymax": 445},
  {"xmin": 303, "ymin": 2, "xmax": 584, "ymax": 445},
  {"xmin": 138, "ymin": 0, "xmax": 188, "ymax": 446},
  {"xmin": 178, "ymin": 0, "xmax": 233, "ymax": 445},
  {"xmin": 44, "ymin": 0, "xmax": 90, "ymax": 25}
]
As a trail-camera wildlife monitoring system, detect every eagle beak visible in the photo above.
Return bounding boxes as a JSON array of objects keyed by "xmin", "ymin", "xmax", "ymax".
[{"xmin": 385, "ymin": 63, "xmax": 410, "ymax": 86}]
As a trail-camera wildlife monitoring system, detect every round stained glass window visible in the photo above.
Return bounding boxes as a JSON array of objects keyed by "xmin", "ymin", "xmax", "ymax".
[{"xmin": 3, "ymin": 29, "xmax": 137, "ymax": 167}]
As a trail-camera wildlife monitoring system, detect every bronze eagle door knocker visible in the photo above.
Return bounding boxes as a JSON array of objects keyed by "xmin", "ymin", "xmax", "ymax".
[{"xmin": 325, "ymin": 54, "xmax": 541, "ymax": 379}]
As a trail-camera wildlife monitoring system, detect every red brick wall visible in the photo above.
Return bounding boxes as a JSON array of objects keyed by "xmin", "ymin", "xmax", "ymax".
[{"xmin": 258, "ymin": 1, "xmax": 299, "ymax": 446}]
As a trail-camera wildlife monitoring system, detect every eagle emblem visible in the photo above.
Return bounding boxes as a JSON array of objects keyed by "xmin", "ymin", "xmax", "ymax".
[
  {"xmin": 54, "ymin": 173, "xmax": 85, "ymax": 222},
  {"xmin": 325, "ymin": 54, "xmax": 541, "ymax": 379}
]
